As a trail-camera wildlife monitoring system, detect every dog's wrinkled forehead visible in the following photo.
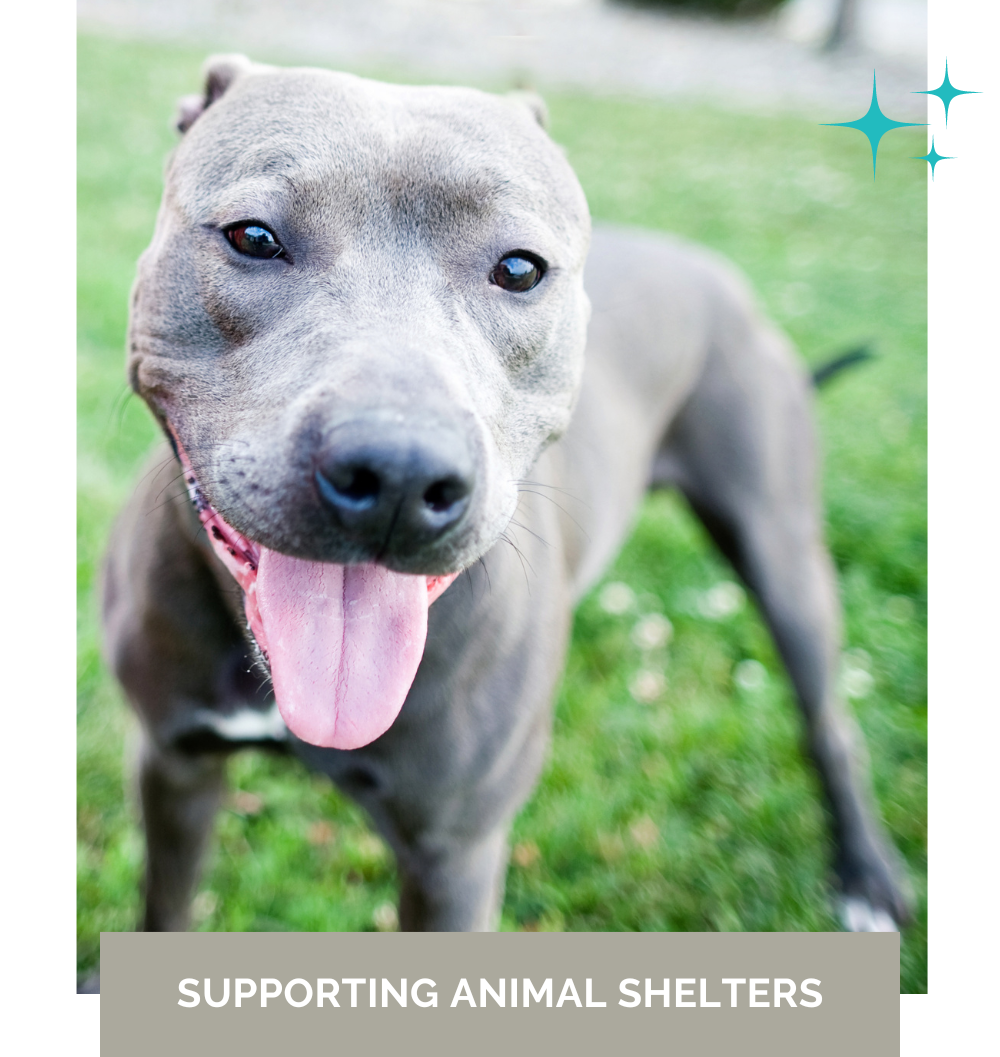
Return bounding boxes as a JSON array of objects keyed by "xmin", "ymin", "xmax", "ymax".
[{"xmin": 168, "ymin": 59, "xmax": 589, "ymax": 260}]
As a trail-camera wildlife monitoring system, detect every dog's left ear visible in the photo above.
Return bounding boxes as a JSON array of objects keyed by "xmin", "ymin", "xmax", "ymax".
[
  {"xmin": 176, "ymin": 54, "xmax": 255, "ymax": 134},
  {"xmin": 506, "ymin": 90, "xmax": 549, "ymax": 132}
]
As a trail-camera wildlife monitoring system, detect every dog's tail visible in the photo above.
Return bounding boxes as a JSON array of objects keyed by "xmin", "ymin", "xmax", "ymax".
[{"xmin": 811, "ymin": 344, "xmax": 874, "ymax": 388}]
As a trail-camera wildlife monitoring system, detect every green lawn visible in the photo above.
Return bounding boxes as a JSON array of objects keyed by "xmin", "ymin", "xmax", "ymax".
[{"xmin": 78, "ymin": 35, "xmax": 926, "ymax": 989}]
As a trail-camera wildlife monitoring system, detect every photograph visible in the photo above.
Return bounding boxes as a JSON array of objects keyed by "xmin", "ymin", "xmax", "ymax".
[{"xmin": 77, "ymin": 0, "xmax": 927, "ymax": 995}]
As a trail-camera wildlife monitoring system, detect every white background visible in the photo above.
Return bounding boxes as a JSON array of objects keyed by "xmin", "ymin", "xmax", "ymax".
[{"xmin": 1, "ymin": 0, "xmax": 991, "ymax": 1052}]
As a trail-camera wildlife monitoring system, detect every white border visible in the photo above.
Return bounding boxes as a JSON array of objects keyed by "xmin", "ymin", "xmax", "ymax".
[
  {"xmin": 906, "ymin": 0, "xmax": 998, "ymax": 1053},
  {"xmin": 6, "ymin": 1, "xmax": 983, "ymax": 1053},
  {"xmin": 3, "ymin": 1, "xmax": 95, "ymax": 1053}
]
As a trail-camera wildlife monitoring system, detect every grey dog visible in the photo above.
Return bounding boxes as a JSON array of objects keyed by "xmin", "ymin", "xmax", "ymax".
[{"xmin": 102, "ymin": 55, "xmax": 909, "ymax": 934}]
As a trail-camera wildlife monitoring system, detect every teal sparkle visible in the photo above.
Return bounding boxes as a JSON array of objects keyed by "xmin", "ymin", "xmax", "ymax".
[
  {"xmin": 912, "ymin": 137, "xmax": 953, "ymax": 180},
  {"xmin": 823, "ymin": 73, "xmax": 925, "ymax": 179},
  {"xmin": 916, "ymin": 59, "xmax": 979, "ymax": 126}
]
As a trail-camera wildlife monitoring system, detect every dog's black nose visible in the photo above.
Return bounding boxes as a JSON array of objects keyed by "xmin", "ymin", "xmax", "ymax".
[{"xmin": 315, "ymin": 420, "xmax": 474, "ymax": 553}]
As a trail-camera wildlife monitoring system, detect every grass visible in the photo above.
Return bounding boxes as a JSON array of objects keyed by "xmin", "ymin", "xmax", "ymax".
[{"xmin": 77, "ymin": 34, "xmax": 926, "ymax": 989}]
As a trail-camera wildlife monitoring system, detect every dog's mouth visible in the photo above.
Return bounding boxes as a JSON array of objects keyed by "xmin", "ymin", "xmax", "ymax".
[{"xmin": 176, "ymin": 443, "xmax": 458, "ymax": 750}]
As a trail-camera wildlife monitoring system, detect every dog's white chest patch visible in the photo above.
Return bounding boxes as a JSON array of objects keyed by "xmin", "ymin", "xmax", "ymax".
[{"xmin": 192, "ymin": 702, "xmax": 288, "ymax": 742}]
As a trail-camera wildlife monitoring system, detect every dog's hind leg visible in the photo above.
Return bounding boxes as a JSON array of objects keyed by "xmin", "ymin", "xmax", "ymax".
[
  {"xmin": 653, "ymin": 326, "xmax": 910, "ymax": 930},
  {"xmin": 136, "ymin": 735, "xmax": 227, "ymax": 932}
]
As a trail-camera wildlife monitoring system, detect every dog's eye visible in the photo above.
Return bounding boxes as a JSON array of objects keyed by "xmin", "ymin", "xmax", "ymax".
[
  {"xmin": 491, "ymin": 253, "xmax": 545, "ymax": 292},
  {"xmin": 225, "ymin": 223, "xmax": 285, "ymax": 259}
]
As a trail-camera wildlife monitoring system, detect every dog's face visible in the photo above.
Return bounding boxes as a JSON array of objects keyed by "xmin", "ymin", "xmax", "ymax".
[
  {"xmin": 129, "ymin": 56, "xmax": 591, "ymax": 576},
  {"xmin": 127, "ymin": 57, "xmax": 591, "ymax": 750}
]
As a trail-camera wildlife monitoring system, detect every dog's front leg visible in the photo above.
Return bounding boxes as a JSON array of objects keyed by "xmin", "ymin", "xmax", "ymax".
[
  {"xmin": 103, "ymin": 452, "xmax": 258, "ymax": 932},
  {"xmin": 396, "ymin": 826, "xmax": 511, "ymax": 932},
  {"xmin": 318, "ymin": 737, "xmax": 543, "ymax": 933},
  {"xmin": 137, "ymin": 733, "xmax": 227, "ymax": 932},
  {"xmin": 309, "ymin": 538, "xmax": 570, "ymax": 933}
]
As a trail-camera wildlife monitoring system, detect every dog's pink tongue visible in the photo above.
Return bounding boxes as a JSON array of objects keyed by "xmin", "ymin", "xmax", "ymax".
[{"xmin": 253, "ymin": 552, "xmax": 433, "ymax": 750}]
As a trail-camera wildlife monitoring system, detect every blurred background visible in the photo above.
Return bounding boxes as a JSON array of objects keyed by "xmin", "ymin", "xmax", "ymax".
[{"xmin": 77, "ymin": 0, "xmax": 927, "ymax": 990}]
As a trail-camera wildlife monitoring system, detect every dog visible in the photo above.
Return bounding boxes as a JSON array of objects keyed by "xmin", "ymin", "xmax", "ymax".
[{"xmin": 102, "ymin": 54, "xmax": 910, "ymax": 934}]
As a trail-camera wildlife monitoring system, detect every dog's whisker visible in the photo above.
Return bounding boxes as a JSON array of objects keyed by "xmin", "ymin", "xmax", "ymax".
[
  {"xmin": 499, "ymin": 532, "xmax": 534, "ymax": 591},
  {"xmin": 516, "ymin": 478, "xmax": 586, "ymax": 503},
  {"xmin": 138, "ymin": 465, "xmax": 196, "ymax": 516},
  {"xmin": 476, "ymin": 554, "xmax": 492, "ymax": 595},
  {"xmin": 109, "ymin": 384, "xmax": 136, "ymax": 440},
  {"xmin": 147, "ymin": 466, "xmax": 219, "ymax": 514},
  {"xmin": 147, "ymin": 487, "xmax": 193, "ymax": 516},
  {"xmin": 515, "ymin": 487, "xmax": 591, "ymax": 540},
  {"xmin": 136, "ymin": 455, "xmax": 181, "ymax": 489},
  {"xmin": 506, "ymin": 516, "xmax": 550, "ymax": 549}
]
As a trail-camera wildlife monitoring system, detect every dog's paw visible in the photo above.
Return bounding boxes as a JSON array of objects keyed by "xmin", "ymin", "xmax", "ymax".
[
  {"xmin": 836, "ymin": 838, "xmax": 914, "ymax": 930},
  {"xmin": 839, "ymin": 896, "xmax": 898, "ymax": 933},
  {"xmin": 77, "ymin": 972, "xmax": 101, "ymax": 994}
]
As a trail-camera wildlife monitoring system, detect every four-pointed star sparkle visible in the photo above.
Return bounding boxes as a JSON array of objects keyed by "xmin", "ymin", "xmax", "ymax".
[
  {"xmin": 916, "ymin": 60, "xmax": 979, "ymax": 125},
  {"xmin": 823, "ymin": 73, "xmax": 924, "ymax": 179},
  {"xmin": 912, "ymin": 137, "xmax": 953, "ymax": 180}
]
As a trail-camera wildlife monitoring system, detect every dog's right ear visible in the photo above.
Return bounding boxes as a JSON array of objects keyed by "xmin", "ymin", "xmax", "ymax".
[
  {"xmin": 175, "ymin": 54, "xmax": 255, "ymax": 134},
  {"xmin": 506, "ymin": 90, "xmax": 549, "ymax": 132}
]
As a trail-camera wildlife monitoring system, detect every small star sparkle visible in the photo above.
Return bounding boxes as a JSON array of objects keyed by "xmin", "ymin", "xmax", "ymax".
[
  {"xmin": 915, "ymin": 60, "xmax": 979, "ymax": 125},
  {"xmin": 912, "ymin": 137, "xmax": 953, "ymax": 180},
  {"xmin": 823, "ymin": 73, "xmax": 924, "ymax": 179}
]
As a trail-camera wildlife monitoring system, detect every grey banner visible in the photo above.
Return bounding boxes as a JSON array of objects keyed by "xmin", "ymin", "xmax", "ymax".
[{"xmin": 101, "ymin": 931, "xmax": 898, "ymax": 1056}]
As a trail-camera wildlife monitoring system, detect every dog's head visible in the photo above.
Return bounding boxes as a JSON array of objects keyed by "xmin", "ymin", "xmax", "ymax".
[{"xmin": 127, "ymin": 56, "xmax": 591, "ymax": 749}]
